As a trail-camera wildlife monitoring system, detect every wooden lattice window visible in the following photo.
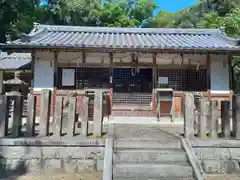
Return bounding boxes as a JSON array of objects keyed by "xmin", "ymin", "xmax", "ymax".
[
  {"xmin": 156, "ymin": 69, "xmax": 207, "ymax": 91},
  {"xmin": 75, "ymin": 68, "xmax": 110, "ymax": 89}
]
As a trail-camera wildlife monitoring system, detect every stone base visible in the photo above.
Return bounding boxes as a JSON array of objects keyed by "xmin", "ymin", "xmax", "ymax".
[{"xmin": 0, "ymin": 138, "xmax": 105, "ymax": 176}]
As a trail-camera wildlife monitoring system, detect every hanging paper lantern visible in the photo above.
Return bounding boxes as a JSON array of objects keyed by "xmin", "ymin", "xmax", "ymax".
[{"xmin": 39, "ymin": 0, "xmax": 49, "ymax": 7}]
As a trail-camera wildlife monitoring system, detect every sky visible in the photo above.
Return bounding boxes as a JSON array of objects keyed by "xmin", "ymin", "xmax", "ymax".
[{"xmin": 153, "ymin": 0, "xmax": 197, "ymax": 15}]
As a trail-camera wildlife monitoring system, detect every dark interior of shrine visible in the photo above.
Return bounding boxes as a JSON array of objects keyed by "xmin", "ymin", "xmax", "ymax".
[{"xmin": 113, "ymin": 68, "xmax": 153, "ymax": 93}]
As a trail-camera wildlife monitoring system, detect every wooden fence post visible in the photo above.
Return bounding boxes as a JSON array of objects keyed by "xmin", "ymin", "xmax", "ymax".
[
  {"xmin": 53, "ymin": 96, "xmax": 64, "ymax": 137},
  {"xmin": 232, "ymin": 95, "xmax": 240, "ymax": 139},
  {"xmin": 25, "ymin": 94, "xmax": 36, "ymax": 137},
  {"xmin": 0, "ymin": 95, "xmax": 9, "ymax": 137},
  {"xmin": 209, "ymin": 101, "xmax": 219, "ymax": 138},
  {"xmin": 184, "ymin": 93, "xmax": 195, "ymax": 138},
  {"xmin": 67, "ymin": 96, "xmax": 77, "ymax": 137},
  {"xmin": 93, "ymin": 91, "xmax": 103, "ymax": 137},
  {"xmin": 39, "ymin": 89, "xmax": 51, "ymax": 137},
  {"xmin": 198, "ymin": 98, "xmax": 208, "ymax": 138},
  {"xmin": 80, "ymin": 96, "xmax": 89, "ymax": 136},
  {"xmin": 221, "ymin": 101, "xmax": 231, "ymax": 138},
  {"xmin": 11, "ymin": 95, "xmax": 23, "ymax": 137}
]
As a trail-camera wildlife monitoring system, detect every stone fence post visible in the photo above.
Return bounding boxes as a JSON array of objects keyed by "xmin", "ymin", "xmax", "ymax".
[{"xmin": 184, "ymin": 93, "xmax": 195, "ymax": 138}]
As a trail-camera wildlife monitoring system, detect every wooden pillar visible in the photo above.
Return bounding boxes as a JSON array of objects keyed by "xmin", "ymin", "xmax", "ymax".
[
  {"xmin": 0, "ymin": 71, "xmax": 3, "ymax": 95},
  {"xmin": 228, "ymin": 54, "xmax": 233, "ymax": 98},
  {"xmin": 109, "ymin": 52, "xmax": 113, "ymax": 111},
  {"xmin": 31, "ymin": 51, "xmax": 36, "ymax": 90},
  {"xmin": 184, "ymin": 93, "xmax": 195, "ymax": 138},
  {"xmin": 152, "ymin": 53, "xmax": 157, "ymax": 110},
  {"xmin": 82, "ymin": 51, "xmax": 86, "ymax": 88},
  {"xmin": 52, "ymin": 51, "xmax": 59, "ymax": 118},
  {"xmin": 206, "ymin": 53, "xmax": 211, "ymax": 100},
  {"xmin": 232, "ymin": 95, "xmax": 240, "ymax": 139}
]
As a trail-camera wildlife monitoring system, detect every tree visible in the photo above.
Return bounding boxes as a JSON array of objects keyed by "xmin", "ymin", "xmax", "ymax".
[
  {"xmin": 147, "ymin": 11, "xmax": 175, "ymax": 28},
  {"xmin": 196, "ymin": 12, "xmax": 221, "ymax": 28},
  {"xmin": 0, "ymin": 0, "xmax": 38, "ymax": 42},
  {"xmin": 222, "ymin": 8, "xmax": 240, "ymax": 38}
]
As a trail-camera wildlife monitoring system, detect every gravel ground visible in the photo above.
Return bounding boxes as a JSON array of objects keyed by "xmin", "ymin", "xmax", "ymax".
[
  {"xmin": 207, "ymin": 174, "xmax": 240, "ymax": 180},
  {"xmin": 4, "ymin": 171, "xmax": 102, "ymax": 180}
]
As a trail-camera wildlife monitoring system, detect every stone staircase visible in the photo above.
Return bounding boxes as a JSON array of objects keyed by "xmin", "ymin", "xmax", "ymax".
[{"xmin": 111, "ymin": 124, "xmax": 196, "ymax": 180}]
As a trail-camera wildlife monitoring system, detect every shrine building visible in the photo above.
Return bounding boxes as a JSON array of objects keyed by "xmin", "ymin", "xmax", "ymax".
[{"xmin": 1, "ymin": 23, "xmax": 240, "ymax": 118}]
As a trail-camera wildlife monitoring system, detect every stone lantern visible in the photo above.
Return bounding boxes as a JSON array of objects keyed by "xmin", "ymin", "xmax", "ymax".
[{"xmin": 4, "ymin": 71, "xmax": 28, "ymax": 96}]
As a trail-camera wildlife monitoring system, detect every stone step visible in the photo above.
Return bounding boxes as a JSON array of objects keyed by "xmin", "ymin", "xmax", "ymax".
[
  {"xmin": 115, "ymin": 138, "xmax": 182, "ymax": 149},
  {"xmin": 114, "ymin": 177, "xmax": 195, "ymax": 180},
  {"xmin": 111, "ymin": 110, "xmax": 156, "ymax": 117},
  {"xmin": 113, "ymin": 163, "xmax": 194, "ymax": 179},
  {"xmin": 112, "ymin": 124, "xmax": 178, "ymax": 139},
  {"xmin": 113, "ymin": 149, "xmax": 188, "ymax": 163}
]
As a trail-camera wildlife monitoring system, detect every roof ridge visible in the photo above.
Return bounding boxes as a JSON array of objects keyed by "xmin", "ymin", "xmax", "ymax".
[{"xmin": 36, "ymin": 24, "xmax": 220, "ymax": 35}]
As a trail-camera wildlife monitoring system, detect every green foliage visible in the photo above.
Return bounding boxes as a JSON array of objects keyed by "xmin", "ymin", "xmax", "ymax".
[
  {"xmin": 222, "ymin": 8, "xmax": 240, "ymax": 38},
  {"xmin": 0, "ymin": 0, "xmax": 158, "ymax": 42}
]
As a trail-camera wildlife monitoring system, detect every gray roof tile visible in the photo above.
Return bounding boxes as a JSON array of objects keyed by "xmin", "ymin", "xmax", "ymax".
[
  {"xmin": 3, "ymin": 24, "xmax": 240, "ymax": 51},
  {"xmin": 0, "ymin": 53, "xmax": 31, "ymax": 70}
]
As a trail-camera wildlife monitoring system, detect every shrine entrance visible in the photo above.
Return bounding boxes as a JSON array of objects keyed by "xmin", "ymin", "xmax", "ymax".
[{"xmin": 112, "ymin": 68, "xmax": 153, "ymax": 106}]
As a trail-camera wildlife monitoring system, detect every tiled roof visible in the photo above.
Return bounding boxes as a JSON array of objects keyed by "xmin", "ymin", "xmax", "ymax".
[
  {"xmin": 0, "ymin": 53, "xmax": 31, "ymax": 70},
  {"xmin": 2, "ymin": 24, "xmax": 240, "ymax": 51}
]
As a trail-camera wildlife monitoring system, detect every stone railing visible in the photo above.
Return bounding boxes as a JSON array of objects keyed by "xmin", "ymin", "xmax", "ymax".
[
  {"xmin": 0, "ymin": 89, "xmax": 108, "ymax": 138},
  {"xmin": 183, "ymin": 93, "xmax": 240, "ymax": 139}
]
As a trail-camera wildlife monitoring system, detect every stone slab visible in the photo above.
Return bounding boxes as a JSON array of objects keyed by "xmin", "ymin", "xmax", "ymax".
[
  {"xmin": 114, "ymin": 149, "xmax": 187, "ymax": 163},
  {"xmin": 0, "ymin": 159, "xmax": 104, "ymax": 174},
  {"xmin": 202, "ymin": 160, "xmax": 239, "ymax": 173},
  {"xmin": 194, "ymin": 148, "xmax": 230, "ymax": 160},
  {"xmin": 0, "ymin": 138, "xmax": 105, "ymax": 147},
  {"xmin": 113, "ymin": 163, "xmax": 193, "ymax": 178},
  {"xmin": 0, "ymin": 146, "xmax": 104, "ymax": 159},
  {"xmin": 115, "ymin": 138, "xmax": 182, "ymax": 149},
  {"xmin": 191, "ymin": 139, "xmax": 240, "ymax": 148}
]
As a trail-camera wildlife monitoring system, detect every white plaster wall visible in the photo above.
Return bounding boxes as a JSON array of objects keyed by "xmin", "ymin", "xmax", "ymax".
[
  {"xmin": 210, "ymin": 55, "xmax": 229, "ymax": 94},
  {"xmin": 33, "ymin": 59, "xmax": 53, "ymax": 91}
]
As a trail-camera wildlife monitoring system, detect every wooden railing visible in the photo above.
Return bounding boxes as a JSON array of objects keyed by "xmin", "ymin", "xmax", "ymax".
[
  {"xmin": 0, "ymin": 89, "xmax": 109, "ymax": 138},
  {"xmin": 183, "ymin": 93, "xmax": 240, "ymax": 139}
]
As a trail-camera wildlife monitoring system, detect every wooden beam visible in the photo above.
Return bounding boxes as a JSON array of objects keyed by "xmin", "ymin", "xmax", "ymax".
[{"xmin": 4, "ymin": 46, "xmax": 240, "ymax": 55}]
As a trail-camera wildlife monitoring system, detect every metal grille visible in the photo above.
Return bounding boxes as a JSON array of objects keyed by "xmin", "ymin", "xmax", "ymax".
[
  {"xmin": 112, "ymin": 92, "xmax": 152, "ymax": 105},
  {"xmin": 112, "ymin": 68, "xmax": 153, "ymax": 105},
  {"xmin": 156, "ymin": 69, "xmax": 207, "ymax": 91},
  {"xmin": 75, "ymin": 68, "xmax": 110, "ymax": 89}
]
